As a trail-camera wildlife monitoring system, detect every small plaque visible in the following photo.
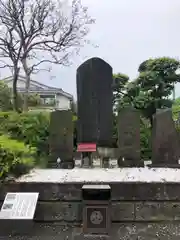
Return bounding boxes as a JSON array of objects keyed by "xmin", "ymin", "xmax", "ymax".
[{"xmin": 0, "ymin": 192, "xmax": 39, "ymax": 220}]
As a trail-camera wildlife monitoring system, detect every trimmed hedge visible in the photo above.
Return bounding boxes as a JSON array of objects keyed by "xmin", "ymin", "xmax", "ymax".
[{"xmin": 0, "ymin": 135, "xmax": 36, "ymax": 179}]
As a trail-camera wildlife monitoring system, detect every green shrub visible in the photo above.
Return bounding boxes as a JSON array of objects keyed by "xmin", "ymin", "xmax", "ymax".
[
  {"xmin": 0, "ymin": 111, "xmax": 50, "ymax": 157},
  {"xmin": 0, "ymin": 111, "xmax": 78, "ymax": 158},
  {"xmin": 0, "ymin": 135, "xmax": 36, "ymax": 179},
  {"xmin": 140, "ymin": 120, "xmax": 151, "ymax": 160},
  {"xmin": 0, "ymin": 81, "xmax": 13, "ymax": 111}
]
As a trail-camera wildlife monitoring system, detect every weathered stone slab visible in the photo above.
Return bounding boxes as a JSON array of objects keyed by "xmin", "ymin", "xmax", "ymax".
[
  {"xmin": 1, "ymin": 223, "xmax": 180, "ymax": 239},
  {"xmin": 5, "ymin": 200, "xmax": 180, "ymax": 223},
  {"xmin": 112, "ymin": 183, "xmax": 180, "ymax": 201},
  {"xmin": 117, "ymin": 107, "xmax": 141, "ymax": 167},
  {"xmin": 0, "ymin": 183, "xmax": 82, "ymax": 201},
  {"xmin": 35, "ymin": 202, "xmax": 82, "ymax": 222},
  {"xmin": 0, "ymin": 182, "xmax": 162, "ymax": 201},
  {"xmin": 151, "ymin": 109, "xmax": 180, "ymax": 167},
  {"xmin": 0, "ymin": 222, "xmax": 75, "ymax": 238},
  {"xmin": 76, "ymin": 57, "xmax": 113, "ymax": 147},
  {"xmin": 27, "ymin": 202, "xmax": 135, "ymax": 222},
  {"xmin": 3, "ymin": 182, "xmax": 180, "ymax": 202},
  {"xmin": 135, "ymin": 202, "xmax": 180, "ymax": 221},
  {"xmin": 111, "ymin": 202, "xmax": 135, "ymax": 221},
  {"xmin": 49, "ymin": 110, "xmax": 74, "ymax": 168},
  {"xmin": 164, "ymin": 184, "xmax": 180, "ymax": 200},
  {"xmin": 73, "ymin": 223, "xmax": 180, "ymax": 240},
  {"xmin": 73, "ymin": 230, "xmax": 111, "ymax": 240},
  {"xmin": 35, "ymin": 201, "xmax": 180, "ymax": 222},
  {"xmin": 111, "ymin": 183, "xmax": 166, "ymax": 200}
]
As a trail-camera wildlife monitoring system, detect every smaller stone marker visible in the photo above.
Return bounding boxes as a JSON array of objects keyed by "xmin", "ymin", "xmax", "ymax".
[
  {"xmin": 49, "ymin": 110, "xmax": 74, "ymax": 168},
  {"xmin": 118, "ymin": 107, "xmax": 142, "ymax": 167},
  {"xmin": 151, "ymin": 109, "xmax": 180, "ymax": 167}
]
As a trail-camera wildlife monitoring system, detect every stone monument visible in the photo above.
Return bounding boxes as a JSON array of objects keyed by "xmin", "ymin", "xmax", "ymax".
[
  {"xmin": 118, "ymin": 107, "xmax": 141, "ymax": 167},
  {"xmin": 48, "ymin": 110, "xmax": 74, "ymax": 168},
  {"xmin": 151, "ymin": 109, "xmax": 180, "ymax": 167},
  {"xmin": 76, "ymin": 57, "xmax": 113, "ymax": 147}
]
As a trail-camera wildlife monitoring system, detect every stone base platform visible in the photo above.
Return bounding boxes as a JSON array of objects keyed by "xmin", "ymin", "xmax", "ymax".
[
  {"xmin": 17, "ymin": 167, "xmax": 180, "ymax": 183},
  {"xmin": 148, "ymin": 164, "xmax": 180, "ymax": 168},
  {"xmin": 1, "ymin": 168, "xmax": 180, "ymax": 239}
]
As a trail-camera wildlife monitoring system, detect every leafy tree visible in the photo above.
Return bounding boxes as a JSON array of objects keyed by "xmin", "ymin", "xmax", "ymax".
[
  {"xmin": 173, "ymin": 97, "xmax": 180, "ymax": 106},
  {"xmin": 123, "ymin": 57, "xmax": 180, "ymax": 125},
  {"xmin": 70, "ymin": 100, "xmax": 77, "ymax": 115},
  {"xmin": 172, "ymin": 97, "xmax": 180, "ymax": 120},
  {"xmin": 0, "ymin": 80, "xmax": 43, "ymax": 111},
  {"xmin": 112, "ymin": 73, "xmax": 129, "ymax": 113},
  {"xmin": 28, "ymin": 94, "xmax": 41, "ymax": 107}
]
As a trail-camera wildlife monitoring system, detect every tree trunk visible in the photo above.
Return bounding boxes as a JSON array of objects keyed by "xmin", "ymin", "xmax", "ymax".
[
  {"xmin": 22, "ymin": 59, "xmax": 31, "ymax": 112},
  {"xmin": 150, "ymin": 116, "xmax": 153, "ymax": 128},
  {"xmin": 12, "ymin": 67, "xmax": 20, "ymax": 112}
]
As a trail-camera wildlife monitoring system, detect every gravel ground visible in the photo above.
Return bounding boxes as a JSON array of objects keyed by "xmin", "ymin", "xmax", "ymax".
[{"xmin": 16, "ymin": 168, "xmax": 180, "ymax": 183}]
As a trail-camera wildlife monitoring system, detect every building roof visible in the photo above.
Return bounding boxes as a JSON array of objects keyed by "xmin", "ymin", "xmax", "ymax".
[{"xmin": 1, "ymin": 75, "xmax": 73, "ymax": 99}]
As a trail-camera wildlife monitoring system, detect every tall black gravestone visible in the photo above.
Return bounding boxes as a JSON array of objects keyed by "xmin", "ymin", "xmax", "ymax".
[
  {"xmin": 151, "ymin": 109, "xmax": 180, "ymax": 167},
  {"xmin": 118, "ymin": 107, "xmax": 142, "ymax": 167},
  {"xmin": 76, "ymin": 57, "xmax": 113, "ymax": 147},
  {"xmin": 48, "ymin": 110, "xmax": 74, "ymax": 168}
]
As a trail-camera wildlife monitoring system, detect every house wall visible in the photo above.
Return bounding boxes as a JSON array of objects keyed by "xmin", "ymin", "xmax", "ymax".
[
  {"xmin": 0, "ymin": 182, "xmax": 180, "ymax": 239},
  {"xmin": 56, "ymin": 95, "xmax": 71, "ymax": 110},
  {"xmin": 2, "ymin": 78, "xmax": 72, "ymax": 110}
]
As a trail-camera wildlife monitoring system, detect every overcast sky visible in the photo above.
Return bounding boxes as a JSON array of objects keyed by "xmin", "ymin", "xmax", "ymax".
[{"xmin": 2, "ymin": 0, "xmax": 180, "ymax": 98}]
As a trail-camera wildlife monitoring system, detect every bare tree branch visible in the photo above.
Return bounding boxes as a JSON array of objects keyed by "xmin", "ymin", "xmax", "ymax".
[{"xmin": 0, "ymin": 0, "xmax": 94, "ymax": 111}]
